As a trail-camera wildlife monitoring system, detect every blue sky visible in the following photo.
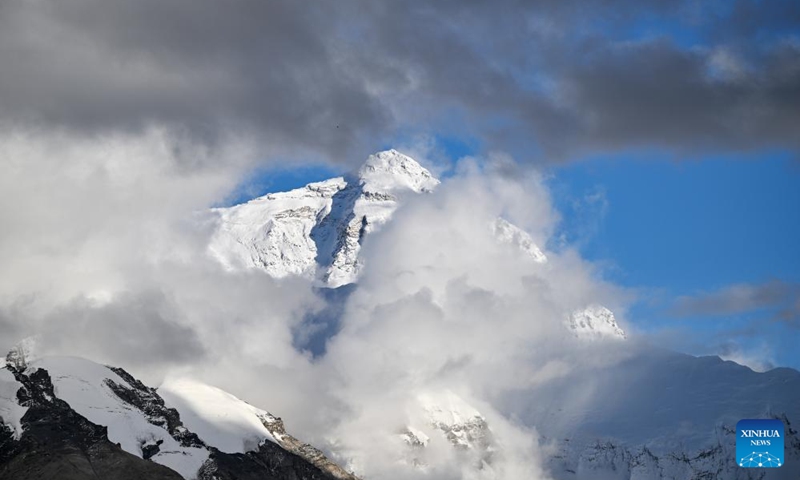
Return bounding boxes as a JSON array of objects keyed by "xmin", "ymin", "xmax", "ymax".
[{"xmin": 548, "ymin": 152, "xmax": 800, "ymax": 370}]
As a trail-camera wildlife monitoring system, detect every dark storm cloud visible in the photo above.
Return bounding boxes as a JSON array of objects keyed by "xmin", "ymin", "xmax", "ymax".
[
  {"xmin": 0, "ymin": 0, "xmax": 386, "ymax": 157},
  {"xmin": 0, "ymin": 0, "xmax": 798, "ymax": 162},
  {"xmin": 555, "ymin": 39, "xmax": 800, "ymax": 155},
  {"xmin": 669, "ymin": 280, "xmax": 800, "ymax": 319}
]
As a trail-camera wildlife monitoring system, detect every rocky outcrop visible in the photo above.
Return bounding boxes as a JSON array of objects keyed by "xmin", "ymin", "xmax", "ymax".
[
  {"xmin": 259, "ymin": 415, "xmax": 359, "ymax": 480},
  {"xmin": 105, "ymin": 367, "xmax": 206, "ymax": 450},
  {"xmin": 0, "ymin": 364, "xmax": 183, "ymax": 480}
]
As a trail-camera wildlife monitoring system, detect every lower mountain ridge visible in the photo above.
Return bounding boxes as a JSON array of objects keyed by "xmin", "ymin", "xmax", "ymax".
[
  {"xmin": 0, "ymin": 348, "xmax": 357, "ymax": 480},
  {"xmin": 3, "ymin": 345, "xmax": 799, "ymax": 479}
]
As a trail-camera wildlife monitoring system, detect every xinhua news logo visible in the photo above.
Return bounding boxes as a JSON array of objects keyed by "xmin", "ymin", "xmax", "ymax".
[{"xmin": 736, "ymin": 419, "xmax": 784, "ymax": 468}]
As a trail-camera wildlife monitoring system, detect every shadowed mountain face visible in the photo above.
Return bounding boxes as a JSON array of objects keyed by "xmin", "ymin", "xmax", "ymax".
[
  {"xmin": 395, "ymin": 351, "xmax": 800, "ymax": 480},
  {"xmin": 500, "ymin": 349, "xmax": 800, "ymax": 480},
  {"xmin": 0, "ymin": 351, "xmax": 356, "ymax": 480}
]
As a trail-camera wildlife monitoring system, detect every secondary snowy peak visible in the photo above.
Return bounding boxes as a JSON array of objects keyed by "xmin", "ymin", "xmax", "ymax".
[
  {"xmin": 411, "ymin": 391, "xmax": 493, "ymax": 452},
  {"xmin": 400, "ymin": 391, "xmax": 496, "ymax": 474},
  {"xmin": 568, "ymin": 305, "xmax": 626, "ymax": 340}
]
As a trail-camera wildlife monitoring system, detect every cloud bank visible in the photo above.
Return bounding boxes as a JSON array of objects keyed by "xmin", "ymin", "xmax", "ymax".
[
  {"xmin": 0, "ymin": 0, "xmax": 798, "ymax": 164},
  {"xmin": 669, "ymin": 280, "xmax": 800, "ymax": 321}
]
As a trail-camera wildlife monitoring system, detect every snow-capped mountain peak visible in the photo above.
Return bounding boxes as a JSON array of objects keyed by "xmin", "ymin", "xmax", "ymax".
[
  {"xmin": 208, "ymin": 149, "xmax": 556, "ymax": 289},
  {"xmin": 208, "ymin": 149, "xmax": 440, "ymax": 287},
  {"xmin": 358, "ymin": 149, "xmax": 440, "ymax": 194}
]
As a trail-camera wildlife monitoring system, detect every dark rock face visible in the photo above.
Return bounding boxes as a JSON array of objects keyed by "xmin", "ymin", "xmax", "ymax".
[
  {"xmin": 261, "ymin": 417, "xmax": 359, "ymax": 480},
  {"xmin": 0, "ymin": 441, "xmax": 184, "ymax": 480},
  {"xmin": 0, "ymin": 365, "xmax": 182, "ymax": 480},
  {"xmin": 199, "ymin": 441, "xmax": 338, "ymax": 480},
  {"xmin": 105, "ymin": 366, "xmax": 205, "ymax": 449}
]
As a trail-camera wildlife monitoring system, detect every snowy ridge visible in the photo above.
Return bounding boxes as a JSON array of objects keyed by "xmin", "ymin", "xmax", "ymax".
[
  {"xmin": 29, "ymin": 357, "xmax": 209, "ymax": 479},
  {"xmin": 208, "ymin": 177, "xmax": 346, "ymax": 278}
]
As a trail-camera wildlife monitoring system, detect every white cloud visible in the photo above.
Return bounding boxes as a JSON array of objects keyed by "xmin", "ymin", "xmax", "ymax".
[
  {"xmin": 0, "ymin": 130, "xmax": 630, "ymax": 478},
  {"xmin": 312, "ymin": 161, "xmax": 628, "ymax": 478}
]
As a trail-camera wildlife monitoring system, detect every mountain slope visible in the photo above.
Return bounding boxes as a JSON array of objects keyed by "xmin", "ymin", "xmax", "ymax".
[
  {"xmin": 1, "ymin": 359, "xmax": 183, "ymax": 480},
  {"xmin": 0, "ymin": 349, "xmax": 356, "ymax": 480}
]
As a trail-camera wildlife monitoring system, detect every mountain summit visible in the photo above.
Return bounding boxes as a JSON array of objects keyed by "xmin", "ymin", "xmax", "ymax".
[{"xmin": 209, "ymin": 150, "xmax": 438, "ymax": 287}]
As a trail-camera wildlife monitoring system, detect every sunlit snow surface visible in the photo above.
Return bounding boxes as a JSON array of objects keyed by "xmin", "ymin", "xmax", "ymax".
[
  {"xmin": 159, "ymin": 377, "xmax": 276, "ymax": 454},
  {"xmin": 208, "ymin": 150, "xmax": 439, "ymax": 287},
  {"xmin": 0, "ymin": 368, "xmax": 27, "ymax": 439}
]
